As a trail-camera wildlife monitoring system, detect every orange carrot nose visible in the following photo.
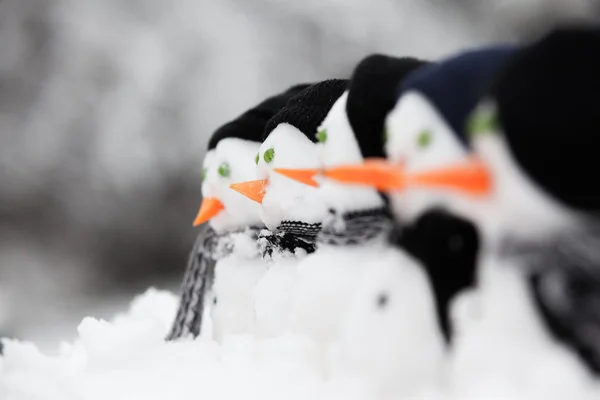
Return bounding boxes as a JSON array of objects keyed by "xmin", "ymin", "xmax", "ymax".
[
  {"xmin": 273, "ymin": 168, "xmax": 320, "ymax": 187},
  {"xmin": 406, "ymin": 158, "xmax": 492, "ymax": 196},
  {"xmin": 322, "ymin": 158, "xmax": 405, "ymax": 191},
  {"xmin": 229, "ymin": 179, "xmax": 269, "ymax": 204},
  {"xmin": 193, "ymin": 197, "xmax": 225, "ymax": 227}
]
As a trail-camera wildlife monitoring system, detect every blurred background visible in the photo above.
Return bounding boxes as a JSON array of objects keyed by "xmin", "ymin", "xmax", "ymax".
[{"xmin": 0, "ymin": 0, "xmax": 598, "ymax": 350}]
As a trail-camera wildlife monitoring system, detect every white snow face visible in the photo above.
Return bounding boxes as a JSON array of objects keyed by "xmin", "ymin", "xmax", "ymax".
[
  {"xmin": 331, "ymin": 248, "xmax": 445, "ymax": 398},
  {"xmin": 257, "ymin": 123, "xmax": 329, "ymax": 230},
  {"xmin": 316, "ymin": 92, "xmax": 385, "ymax": 214},
  {"xmin": 383, "ymin": 91, "xmax": 469, "ymax": 223},
  {"xmin": 203, "ymin": 138, "xmax": 263, "ymax": 233},
  {"xmin": 385, "ymin": 91, "xmax": 467, "ymax": 172}
]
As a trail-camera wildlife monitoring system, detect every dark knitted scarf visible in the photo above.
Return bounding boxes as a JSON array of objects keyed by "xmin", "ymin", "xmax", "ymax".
[{"xmin": 258, "ymin": 207, "xmax": 392, "ymax": 261}]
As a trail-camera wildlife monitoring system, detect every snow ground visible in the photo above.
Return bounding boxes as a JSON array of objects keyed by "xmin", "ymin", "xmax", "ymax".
[
  {"xmin": 0, "ymin": 289, "xmax": 332, "ymax": 400},
  {"xmin": 1, "ymin": 286, "xmax": 599, "ymax": 400}
]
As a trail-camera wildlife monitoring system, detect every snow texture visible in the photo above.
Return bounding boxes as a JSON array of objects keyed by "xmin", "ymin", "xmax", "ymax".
[
  {"xmin": 0, "ymin": 289, "xmax": 326, "ymax": 400},
  {"xmin": 2, "ymin": 280, "xmax": 599, "ymax": 400},
  {"xmin": 3, "ymin": 287, "xmax": 439, "ymax": 400}
]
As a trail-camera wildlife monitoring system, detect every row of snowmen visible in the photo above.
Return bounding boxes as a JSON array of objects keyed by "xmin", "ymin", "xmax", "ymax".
[{"xmin": 168, "ymin": 25, "xmax": 600, "ymax": 399}]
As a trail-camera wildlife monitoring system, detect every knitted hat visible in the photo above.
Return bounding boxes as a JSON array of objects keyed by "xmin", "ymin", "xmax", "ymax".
[
  {"xmin": 347, "ymin": 55, "xmax": 429, "ymax": 158},
  {"xmin": 399, "ymin": 44, "xmax": 516, "ymax": 145},
  {"xmin": 264, "ymin": 79, "xmax": 349, "ymax": 141},
  {"xmin": 208, "ymin": 83, "xmax": 311, "ymax": 150},
  {"xmin": 490, "ymin": 26, "xmax": 600, "ymax": 212}
]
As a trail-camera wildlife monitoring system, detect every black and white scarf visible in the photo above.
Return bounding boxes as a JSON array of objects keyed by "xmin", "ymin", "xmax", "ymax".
[
  {"xmin": 258, "ymin": 207, "xmax": 392, "ymax": 261},
  {"xmin": 258, "ymin": 221, "xmax": 322, "ymax": 260},
  {"xmin": 318, "ymin": 207, "xmax": 392, "ymax": 246},
  {"xmin": 166, "ymin": 225, "xmax": 262, "ymax": 340}
]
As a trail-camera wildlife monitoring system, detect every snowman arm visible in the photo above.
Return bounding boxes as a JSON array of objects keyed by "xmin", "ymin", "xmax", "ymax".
[{"xmin": 166, "ymin": 229, "xmax": 216, "ymax": 340}]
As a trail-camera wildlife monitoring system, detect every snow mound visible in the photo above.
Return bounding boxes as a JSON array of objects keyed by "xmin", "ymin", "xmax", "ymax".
[{"xmin": 0, "ymin": 289, "xmax": 334, "ymax": 400}]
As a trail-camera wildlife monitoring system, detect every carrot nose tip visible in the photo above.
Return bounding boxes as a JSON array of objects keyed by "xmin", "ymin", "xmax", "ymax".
[
  {"xmin": 273, "ymin": 168, "xmax": 320, "ymax": 187},
  {"xmin": 192, "ymin": 197, "xmax": 225, "ymax": 226},
  {"xmin": 229, "ymin": 179, "xmax": 269, "ymax": 204},
  {"xmin": 407, "ymin": 159, "xmax": 492, "ymax": 196}
]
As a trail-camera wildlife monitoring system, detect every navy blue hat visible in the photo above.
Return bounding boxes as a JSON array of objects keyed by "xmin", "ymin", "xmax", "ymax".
[{"xmin": 397, "ymin": 45, "xmax": 517, "ymax": 144}]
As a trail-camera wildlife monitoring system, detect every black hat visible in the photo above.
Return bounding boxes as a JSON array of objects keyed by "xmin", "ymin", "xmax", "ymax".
[
  {"xmin": 208, "ymin": 83, "xmax": 311, "ymax": 150},
  {"xmin": 264, "ymin": 79, "xmax": 349, "ymax": 141},
  {"xmin": 490, "ymin": 26, "xmax": 600, "ymax": 211},
  {"xmin": 400, "ymin": 45, "xmax": 516, "ymax": 145},
  {"xmin": 347, "ymin": 55, "xmax": 429, "ymax": 158}
]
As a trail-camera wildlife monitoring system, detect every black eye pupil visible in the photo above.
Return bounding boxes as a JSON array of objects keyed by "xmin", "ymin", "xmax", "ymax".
[
  {"xmin": 376, "ymin": 292, "xmax": 388, "ymax": 308},
  {"xmin": 213, "ymin": 297, "xmax": 217, "ymax": 305}
]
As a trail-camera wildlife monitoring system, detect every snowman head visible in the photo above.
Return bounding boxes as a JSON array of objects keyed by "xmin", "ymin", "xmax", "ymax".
[
  {"xmin": 385, "ymin": 46, "xmax": 515, "ymax": 170},
  {"xmin": 253, "ymin": 122, "xmax": 327, "ymax": 230},
  {"xmin": 197, "ymin": 139, "xmax": 263, "ymax": 233},
  {"xmin": 275, "ymin": 55, "xmax": 427, "ymax": 216},
  {"xmin": 192, "ymin": 83, "xmax": 310, "ymax": 232},
  {"xmin": 229, "ymin": 80, "xmax": 347, "ymax": 230}
]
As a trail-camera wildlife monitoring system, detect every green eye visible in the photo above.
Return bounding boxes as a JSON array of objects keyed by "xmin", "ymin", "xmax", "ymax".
[
  {"xmin": 218, "ymin": 162, "xmax": 230, "ymax": 178},
  {"xmin": 316, "ymin": 129, "xmax": 327, "ymax": 143},
  {"xmin": 467, "ymin": 104, "xmax": 500, "ymax": 138},
  {"xmin": 254, "ymin": 153, "xmax": 259, "ymax": 165},
  {"xmin": 264, "ymin": 148, "xmax": 275, "ymax": 163},
  {"xmin": 417, "ymin": 130, "xmax": 432, "ymax": 149},
  {"xmin": 201, "ymin": 168, "xmax": 207, "ymax": 180}
]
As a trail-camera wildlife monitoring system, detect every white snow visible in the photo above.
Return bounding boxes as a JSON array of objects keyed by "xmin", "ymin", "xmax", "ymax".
[
  {"xmin": 0, "ymin": 287, "xmax": 441, "ymax": 400},
  {"xmin": 449, "ymin": 256, "xmax": 599, "ymax": 400},
  {"xmin": 288, "ymin": 244, "xmax": 390, "ymax": 352},
  {"xmin": 253, "ymin": 255, "xmax": 305, "ymax": 338},
  {"xmin": 2, "ymin": 274, "xmax": 599, "ymax": 400},
  {"xmin": 325, "ymin": 247, "xmax": 445, "ymax": 400},
  {"xmin": 210, "ymin": 234, "xmax": 268, "ymax": 342},
  {"xmin": 0, "ymin": 289, "xmax": 326, "ymax": 400}
]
